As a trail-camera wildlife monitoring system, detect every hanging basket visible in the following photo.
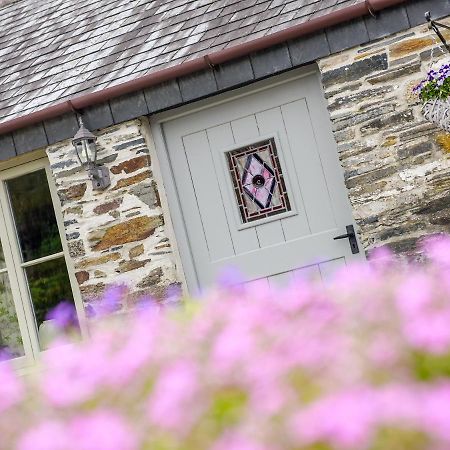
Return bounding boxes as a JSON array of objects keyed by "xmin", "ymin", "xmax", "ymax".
[{"xmin": 422, "ymin": 98, "xmax": 450, "ymax": 132}]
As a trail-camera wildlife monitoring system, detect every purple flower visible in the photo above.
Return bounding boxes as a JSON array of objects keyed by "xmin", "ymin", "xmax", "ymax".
[{"xmin": 46, "ymin": 301, "xmax": 78, "ymax": 330}]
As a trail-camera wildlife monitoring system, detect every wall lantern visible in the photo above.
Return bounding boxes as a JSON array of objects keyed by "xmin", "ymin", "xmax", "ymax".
[{"xmin": 72, "ymin": 117, "xmax": 110, "ymax": 190}]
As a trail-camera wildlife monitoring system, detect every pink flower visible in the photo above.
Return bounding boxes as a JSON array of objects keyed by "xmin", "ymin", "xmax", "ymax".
[
  {"xmin": 211, "ymin": 432, "xmax": 275, "ymax": 450},
  {"xmin": 423, "ymin": 234, "xmax": 450, "ymax": 266},
  {"xmin": 404, "ymin": 311, "xmax": 450, "ymax": 354},
  {"xmin": 291, "ymin": 388, "xmax": 376, "ymax": 448},
  {"xmin": 0, "ymin": 363, "xmax": 23, "ymax": 412},
  {"xmin": 41, "ymin": 335, "xmax": 111, "ymax": 407},
  {"xmin": 148, "ymin": 360, "xmax": 201, "ymax": 433},
  {"xmin": 396, "ymin": 273, "xmax": 433, "ymax": 317},
  {"xmin": 18, "ymin": 420, "xmax": 71, "ymax": 450},
  {"xmin": 70, "ymin": 410, "xmax": 137, "ymax": 450}
]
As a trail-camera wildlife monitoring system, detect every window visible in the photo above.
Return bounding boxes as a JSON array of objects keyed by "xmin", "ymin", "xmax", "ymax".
[
  {"xmin": 0, "ymin": 159, "xmax": 83, "ymax": 367},
  {"xmin": 226, "ymin": 138, "xmax": 291, "ymax": 224}
]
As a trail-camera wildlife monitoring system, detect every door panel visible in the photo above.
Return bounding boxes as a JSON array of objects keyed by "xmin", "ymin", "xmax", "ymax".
[{"xmin": 161, "ymin": 73, "xmax": 362, "ymax": 290}]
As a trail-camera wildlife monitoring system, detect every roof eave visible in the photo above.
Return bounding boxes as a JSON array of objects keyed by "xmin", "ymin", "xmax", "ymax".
[{"xmin": 0, "ymin": 0, "xmax": 407, "ymax": 136}]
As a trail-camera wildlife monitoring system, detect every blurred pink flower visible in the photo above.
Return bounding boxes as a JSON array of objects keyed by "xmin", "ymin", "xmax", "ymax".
[
  {"xmin": 290, "ymin": 388, "xmax": 376, "ymax": 448},
  {"xmin": 0, "ymin": 362, "xmax": 23, "ymax": 412},
  {"xmin": 70, "ymin": 410, "xmax": 137, "ymax": 450},
  {"xmin": 211, "ymin": 432, "xmax": 275, "ymax": 450},
  {"xmin": 18, "ymin": 420, "xmax": 71, "ymax": 450},
  {"xmin": 423, "ymin": 234, "xmax": 450, "ymax": 266},
  {"xmin": 148, "ymin": 359, "xmax": 201, "ymax": 432}
]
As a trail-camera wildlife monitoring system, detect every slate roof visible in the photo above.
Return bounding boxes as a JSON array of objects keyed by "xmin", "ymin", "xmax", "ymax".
[{"xmin": 0, "ymin": 0, "xmax": 364, "ymax": 124}]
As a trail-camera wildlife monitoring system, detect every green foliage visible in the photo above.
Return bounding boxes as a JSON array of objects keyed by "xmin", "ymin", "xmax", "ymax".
[
  {"xmin": 412, "ymin": 351, "xmax": 450, "ymax": 381},
  {"xmin": 420, "ymin": 77, "xmax": 450, "ymax": 102}
]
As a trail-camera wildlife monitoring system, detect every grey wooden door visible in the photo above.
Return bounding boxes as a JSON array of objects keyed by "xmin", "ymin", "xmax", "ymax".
[{"xmin": 159, "ymin": 72, "xmax": 362, "ymax": 291}]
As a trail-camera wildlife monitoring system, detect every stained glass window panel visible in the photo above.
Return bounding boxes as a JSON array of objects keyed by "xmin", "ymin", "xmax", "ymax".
[{"xmin": 226, "ymin": 138, "xmax": 291, "ymax": 224}]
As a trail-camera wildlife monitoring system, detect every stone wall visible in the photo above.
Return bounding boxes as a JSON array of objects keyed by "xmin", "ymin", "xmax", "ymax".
[
  {"xmin": 46, "ymin": 118, "xmax": 181, "ymax": 310},
  {"xmin": 319, "ymin": 16, "xmax": 450, "ymax": 257}
]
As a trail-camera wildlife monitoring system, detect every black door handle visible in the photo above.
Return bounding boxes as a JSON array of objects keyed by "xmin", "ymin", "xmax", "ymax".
[{"xmin": 333, "ymin": 225, "xmax": 360, "ymax": 254}]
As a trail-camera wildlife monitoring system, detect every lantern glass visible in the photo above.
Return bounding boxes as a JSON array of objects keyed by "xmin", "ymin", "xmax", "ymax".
[{"xmin": 73, "ymin": 137, "xmax": 97, "ymax": 166}]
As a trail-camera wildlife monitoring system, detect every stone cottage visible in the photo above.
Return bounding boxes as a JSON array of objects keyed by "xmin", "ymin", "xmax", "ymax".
[{"xmin": 0, "ymin": 0, "xmax": 449, "ymax": 366}]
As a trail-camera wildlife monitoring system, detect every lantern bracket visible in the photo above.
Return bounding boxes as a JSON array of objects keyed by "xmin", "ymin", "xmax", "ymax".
[{"xmin": 425, "ymin": 11, "xmax": 450, "ymax": 53}]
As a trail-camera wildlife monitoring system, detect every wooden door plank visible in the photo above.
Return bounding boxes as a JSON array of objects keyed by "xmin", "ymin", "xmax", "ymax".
[
  {"xmin": 164, "ymin": 130, "xmax": 214, "ymax": 286},
  {"xmin": 281, "ymin": 99, "xmax": 336, "ymax": 234},
  {"xmin": 183, "ymin": 131, "xmax": 235, "ymax": 262},
  {"xmin": 319, "ymin": 257, "xmax": 346, "ymax": 282},
  {"xmin": 206, "ymin": 123, "xmax": 260, "ymax": 254},
  {"xmin": 256, "ymin": 106, "xmax": 311, "ymax": 242}
]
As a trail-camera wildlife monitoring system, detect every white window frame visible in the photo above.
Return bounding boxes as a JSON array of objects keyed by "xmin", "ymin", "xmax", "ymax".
[{"xmin": 0, "ymin": 157, "xmax": 86, "ymax": 369}]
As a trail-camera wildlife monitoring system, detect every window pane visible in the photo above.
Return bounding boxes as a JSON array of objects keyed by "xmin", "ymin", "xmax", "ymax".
[
  {"xmin": 0, "ymin": 273, "xmax": 25, "ymax": 359},
  {"xmin": 7, "ymin": 169, "xmax": 62, "ymax": 262},
  {"xmin": 25, "ymin": 258, "xmax": 76, "ymax": 348},
  {"xmin": 0, "ymin": 240, "xmax": 5, "ymax": 270}
]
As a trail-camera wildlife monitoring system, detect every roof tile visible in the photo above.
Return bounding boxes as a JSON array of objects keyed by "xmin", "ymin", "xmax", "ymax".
[{"xmin": 0, "ymin": 0, "xmax": 365, "ymax": 124}]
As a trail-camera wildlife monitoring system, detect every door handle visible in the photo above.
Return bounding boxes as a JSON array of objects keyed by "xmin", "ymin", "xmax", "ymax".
[{"xmin": 333, "ymin": 225, "xmax": 360, "ymax": 254}]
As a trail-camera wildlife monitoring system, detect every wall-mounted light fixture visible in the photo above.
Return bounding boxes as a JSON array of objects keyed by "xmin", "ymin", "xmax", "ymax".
[
  {"xmin": 425, "ymin": 11, "xmax": 450, "ymax": 53},
  {"xmin": 72, "ymin": 117, "xmax": 110, "ymax": 190}
]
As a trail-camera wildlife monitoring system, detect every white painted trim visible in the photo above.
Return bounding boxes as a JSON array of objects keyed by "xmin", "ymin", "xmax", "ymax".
[
  {"xmin": 139, "ymin": 117, "xmax": 189, "ymax": 296},
  {"xmin": 44, "ymin": 164, "xmax": 88, "ymax": 340},
  {"xmin": 0, "ymin": 157, "xmax": 87, "ymax": 368},
  {"xmin": 0, "ymin": 148, "xmax": 46, "ymax": 173},
  {"xmin": 150, "ymin": 119, "xmax": 200, "ymax": 294},
  {"xmin": 20, "ymin": 251, "xmax": 65, "ymax": 268}
]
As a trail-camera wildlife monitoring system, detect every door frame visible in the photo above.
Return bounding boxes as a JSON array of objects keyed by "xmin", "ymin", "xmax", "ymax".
[{"xmin": 150, "ymin": 66, "xmax": 362, "ymax": 293}]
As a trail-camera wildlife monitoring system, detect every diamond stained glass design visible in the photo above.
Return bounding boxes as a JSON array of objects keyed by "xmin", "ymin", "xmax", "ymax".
[{"xmin": 226, "ymin": 138, "xmax": 291, "ymax": 224}]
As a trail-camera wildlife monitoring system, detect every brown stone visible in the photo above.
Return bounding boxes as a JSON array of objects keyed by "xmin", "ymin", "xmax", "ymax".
[
  {"xmin": 110, "ymin": 156, "xmax": 149, "ymax": 175},
  {"xmin": 345, "ymin": 166, "xmax": 397, "ymax": 189},
  {"xmin": 386, "ymin": 237, "xmax": 419, "ymax": 254},
  {"xmin": 64, "ymin": 206, "xmax": 83, "ymax": 215},
  {"xmin": 430, "ymin": 209, "xmax": 450, "ymax": 226},
  {"xmin": 382, "ymin": 136, "xmax": 397, "ymax": 147},
  {"xmin": 129, "ymin": 244, "xmax": 144, "ymax": 258},
  {"xmin": 60, "ymin": 183, "xmax": 87, "ymax": 201},
  {"xmin": 75, "ymin": 252, "xmax": 121, "ymax": 269},
  {"xmin": 360, "ymin": 110, "xmax": 414, "ymax": 136},
  {"xmin": 93, "ymin": 198, "xmax": 122, "ymax": 215},
  {"xmin": 92, "ymin": 215, "xmax": 163, "ymax": 251},
  {"xmin": 397, "ymin": 142, "xmax": 432, "ymax": 160},
  {"xmin": 390, "ymin": 37, "xmax": 433, "ymax": 58},
  {"xmin": 88, "ymin": 229, "xmax": 107, "ymax": 244},
  {"xmin": 113, "ymin": 171, "xmax": 150, "ymax": 190},
  {"xmin": 367, "ymin": 61, "xmax": 421, "ymax": 84},
  {"xmin": 137, "ymin": 267, "xmax": 163, "ymax": 289},
  {"xmin": 155, "ymin": 242, "xmax": 171, "ymax": 250},
  {"xmin": 75, "ymin": 271, "xmax": 89, "ymax": 285},
  {"xmin": 436, "ymin": 134, "xmax": 450, "ymax": 153},
  {"xmin": 79, "ymin": 282, "xmax": 106, "ymax": 299},
  {"xmin": 116, "ymin": 259, "xmax": 150, "ymax": 273},
  {"xmin": 94, "ymin": 270, "xmax": 107, "ymax": 278}
]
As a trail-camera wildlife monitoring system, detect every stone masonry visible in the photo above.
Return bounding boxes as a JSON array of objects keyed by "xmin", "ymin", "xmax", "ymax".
[
  {"xmin": 46, "ymin": 118, "xmax": 180, "ymax": 310},
  {"xmin": 319, "ymin": 16, "xmax": 450, "ymax": 257}
]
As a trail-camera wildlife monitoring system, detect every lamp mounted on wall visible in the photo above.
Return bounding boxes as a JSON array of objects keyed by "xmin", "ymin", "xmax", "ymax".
[{"xmin": 72, "ymin": 116, "xmax": 110, "ymax": 190}]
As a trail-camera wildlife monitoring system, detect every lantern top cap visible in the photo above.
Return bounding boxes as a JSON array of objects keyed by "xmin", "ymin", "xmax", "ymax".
[{"xmin": 73, "ymin": 117, "xmax": 96, "ymax": 143}]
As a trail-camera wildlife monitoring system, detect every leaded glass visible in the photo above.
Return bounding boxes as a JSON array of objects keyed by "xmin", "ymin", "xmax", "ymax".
[{"xmin": 226, "ymin": 138, "xmax": 291, "ymax": 224}]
